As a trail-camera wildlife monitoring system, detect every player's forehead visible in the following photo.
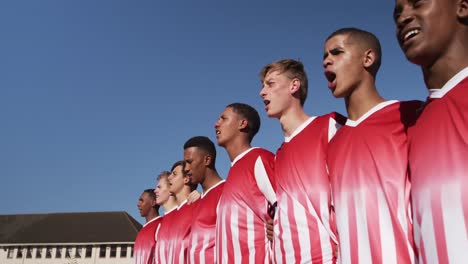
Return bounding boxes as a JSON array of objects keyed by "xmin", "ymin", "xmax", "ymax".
[
  {"xmin": 184, "ymin": 146, "xmax": 203, "ymax": 161},
  {"xmin": 221, "ymin": 106, "xmax": 236, "ymax": 116},
  {"xmin": 140, "ymin": 192, "xmax": 150, "ymax": 199},
  {"xmin": 326, "ymin": 34, "xmax": 343, "ymax": 46},
  {"xmin": 171, "ymin": 164, "xmax": 184, "ymax": 173},
  {"xmin": 264, "ymin": 70, "xmax": 289, "ymax": 83}
]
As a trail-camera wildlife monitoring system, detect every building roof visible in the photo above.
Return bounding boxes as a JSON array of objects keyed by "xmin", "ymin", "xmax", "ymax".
[{"xmin": 0, "ymin": 211, "xmax": 142, "ymax": 244}]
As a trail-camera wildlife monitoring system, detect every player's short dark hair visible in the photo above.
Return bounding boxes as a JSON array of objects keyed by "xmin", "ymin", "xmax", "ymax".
[
  {"xmin": 143, "ymin": 189, "xmax": 156, "ymax": 200},
  {"xmin": 326, "ymin": 27, "xmax": 382, "ymax": 76},
  {"xmin": 259, "ymin": 59, "xmax": 308, "ymax": 106},
  {"xmin": 226, "ymin": 103, "xmax": 261, "ymax": 143},
  {"xmin": 170, "ymin": 160, "xmax": 186, "ymax": 174},
  {"xmin": 183, "ymin": 136, "xmax": 217, "ymax": 169},
  {"xmin": 143, "ymin": 189, "xmax": 159, "ymax": 210},
  {"xmin": 170, "ymin": 160, "xmax": 197, "ymax": 191}
]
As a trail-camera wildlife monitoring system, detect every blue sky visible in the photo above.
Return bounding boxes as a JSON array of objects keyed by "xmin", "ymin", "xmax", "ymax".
[{"xmin": 0, "ymin": 1, "xmax": 426, "ymax": 224}]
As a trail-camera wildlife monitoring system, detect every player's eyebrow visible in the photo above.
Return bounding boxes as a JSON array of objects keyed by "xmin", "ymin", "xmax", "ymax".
[{"xmin": 323, "ymin": 47, "xmax": 343, "ymax": 60}]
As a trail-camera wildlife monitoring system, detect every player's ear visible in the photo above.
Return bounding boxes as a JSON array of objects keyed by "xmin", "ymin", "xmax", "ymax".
[
  {"xmin": 183, "ymin": 175, "xmax": 190, "ymax": 184},
  {"xmin": 363, "ymin": 49, "xmax": 376, "ymax": 70},
  {"xmin": 204, "ymin": 154, "xmax": 212, "ymax": 167},
  {"xmin": 457, "ymin": 0, "xmax": 468, "ymax": 20},
  {"xmin": 151, "ymin": 198, "xmax": 157, "ymax": 207},
  {"xmin": 290, "ymin": 78, "xmax": 301, "ymax": 94},
  {"xmin": 239, "ymin": 119, "xmax": 248, "ymax": 130}
]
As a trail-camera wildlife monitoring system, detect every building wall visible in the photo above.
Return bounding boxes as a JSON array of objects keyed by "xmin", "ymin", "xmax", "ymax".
[{"xmin": 0, "ymin": 244, "xmax": 135, "ymax": 264}]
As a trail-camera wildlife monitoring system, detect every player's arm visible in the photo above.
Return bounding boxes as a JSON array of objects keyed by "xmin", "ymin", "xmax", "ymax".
[{"xmin": 254, "ymin": 154, "xmax": 277, "ymax": 242}]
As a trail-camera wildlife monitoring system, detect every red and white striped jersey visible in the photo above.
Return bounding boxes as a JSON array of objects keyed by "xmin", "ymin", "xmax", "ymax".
[
  {"xmin": 273, "ymin": 113, "xmax": 343, "ymax": 264},
  {"xmin": 408, "ymin": 68, "xmax": 468, "ymax": 263},
  {"xmin": 154, "ymin": 208, "xmax": 177, "ymax": 264},
  {"xmin": 328, "ymin": 100, "xmax": 421, "ymax": 264},
  {"xmin": 134, "ymin": 216, "xmax": 162, "ymax": 264},
  {"xmin": 215, "ymin": 147, "xmax": 276, "ymax": 264},
  {"xmin": 170, "ymin": 200, "xmax": 197, "ymax": 264},
  {"xmin": 188, "ymin": 180, "xmax": 225, "ymax": 264}
]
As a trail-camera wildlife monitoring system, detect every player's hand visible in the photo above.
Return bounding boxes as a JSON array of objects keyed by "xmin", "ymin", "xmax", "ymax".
[
  {"xmin": 187, "ymin": 190, "xmax": 201, "ymax": 204},
  {"xmin": 265, "ymin": 218, "xmax": 274, "ymax": 242}
]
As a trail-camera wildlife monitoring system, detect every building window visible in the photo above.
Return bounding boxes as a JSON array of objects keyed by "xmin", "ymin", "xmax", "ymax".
[
  {"xmin": 130, "ymin": 245, "xmax": 134, "ymax": 257},
  {"xmin": 36, "ymin": 247, "xmax": 43, "ymax": 258},
  {"xmin": 99, "ymin": 245, "xmax": 106, "ymax": 258},
  {"xmin": 75, "ymin": 246, "xmax": 82, "ymax": 258},
  {"xmin": 46, "ymin": 247, "xmax": 52, "ymax": 258},
  {"xmin": 16, "ymin": 247, "xmax": 23, "ymax": 258},
  {"xmin": 55, "ymin": 247, "xmax": 62, "ymax": 258},
  {"xmin": 110, "ymin": 245, "xmax": 117, "ymax": 258},
  {"xmin": 7, "ymin": 247, "xmax": 14, "ymax": 259},
  {"xmin": 120, "ymin": 245, "xmax": 127, "ymax": 258},
  {"xmin": 65, "ymin": 246, "xmax": 72, "ymax": 258},
  {"xmin": 26, "ymin": 247, "xmax": 32, "ymax": 258},
  {"xmin": 85, "ymin": 246, "xmax": 92, "ymax": 258}
]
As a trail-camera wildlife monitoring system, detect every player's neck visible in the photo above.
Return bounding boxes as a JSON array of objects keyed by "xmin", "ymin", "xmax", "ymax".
[
  {"xmin": 345, "ymin": 82, "xmax": 384, "ymax": 121},
  {"xmin": 174, "ymin": 188, "xmax": 191, "ymax": 205},
  {"xmin": 422, "ymin": 56, "xmax": 468, "ymax": 89},
  {"xmin": 145, "ymin": 211, "xmax": 159, "ymax": 223},
  {"xmin": 278, "ymin": 105, "xmax": 310, "ymax": 138},
  {"xmin": 162, "ymin": 197, "xmax": 177, "ymax": 212},
  {"xmin": 201, "ymin": 169, "xmax": 222, "ymax": 194},
  {"xmin": 225, "ymin": 138, "xmax": 251, "ymax": 162}
]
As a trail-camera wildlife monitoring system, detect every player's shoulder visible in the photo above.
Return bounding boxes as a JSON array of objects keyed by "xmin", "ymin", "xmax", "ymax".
[
  {"xmin": 320, "ymin": 111, "xmax": 347, "ymax": 126},
  {"xmin": 398, "ymin": 100, "xmax": 425, "ymax": 126},
  {"xmin": 399, "ymin": 100, "xmax": 425, "ymax": 110},
  {"xmin": 249, "ymin": 147, "xmax": 274, "ymax": 158}
]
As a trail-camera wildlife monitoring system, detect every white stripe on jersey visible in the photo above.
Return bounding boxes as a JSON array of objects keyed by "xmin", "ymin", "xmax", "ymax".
[
  {"xmin": 246, "ymin": 209, "xmax": 255, "ymax": 263},
  {"xmin": 277, "ymin": 193, "xmax": 293, "ymax": 262},
  {"xmin": 420, "ymin": 189, "xmax": 438, "ymax": 262},
  {"xmin": 292, "ymin": 195, "xmax": 312, "ymax": 261},
  {"xmin": 441, "ymin": 182, "xmax": 468, "ymax": 263},
  {"xmin": 306, "ymin": 192, "xmax": 334, "ymax": 263},
  {"xmin": 155, "ymin": 223, "xmax": 162, "ymax": 240},
  {"xmin": 200, "ymin": 233, "xmax": 210, "ymax": 264},
  {"xmin": 160, "ymin": 242, "xmax": 166, "ymax": 264},
  {"xmin": 356, "ymin": 189, "xmax": 371, "ymax": 263},
  {"xmin": 264, "ymin": 236, "xmax": 270, "ymax": 264},
  {"xmin": 231, "ymin": 205, "xmax": 242, "ymax": 264},
  {"xmin": 189, "ymin": 233, "xmax": 197, "ymax": 264},
  {"xmin": 377, "ymin": 189, "xmax": 397, "ymax": 264},
  {"xmin": 328, "ymin": 117, "xmax": 341, "ymax": 142},
  {"xmin": 319, "ymin": 191, "xmax": 335, "ymax": 263},
  {"xmin": 413, "ymin": 212, "xmax": 422, "ymax": 262},
  {"xmin": 398, "ymin": 189, "xmax": 415, "ymax": 264},
  {"xmin": 254, "ymin": 156, "xmax": 276, "ymax": 204},
  {"xmin": 220, "ymin": 205, "xmax": 228, "ymax": 264},
  {"xmin": 338, "ymin": 192, "xmax": 351, "ymax": 264},
  {"xmin": 178, "ymin": 245, "xmax": 183, "ymax": 264},
  {"xmin": 274, "ymin": 217, "xmax": 282, "ymax": 264},
  {"xmin": 168, "ymin": 241, "xmax": 174, "ymax": 264}
]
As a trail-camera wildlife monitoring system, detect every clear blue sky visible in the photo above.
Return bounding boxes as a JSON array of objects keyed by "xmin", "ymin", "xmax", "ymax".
[{"xmin": 0, "ymin": 1, "xmax": 426, "ymax": 224}]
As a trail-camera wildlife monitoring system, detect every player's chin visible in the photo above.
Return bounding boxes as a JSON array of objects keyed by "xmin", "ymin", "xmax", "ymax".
[
  {"xmin": 216, "ymin": 139, "xmax": 226, "ymax": 147},
  {"xmin": 266, "ymin": 109, "xmax": 279, "ymax": 118}
]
